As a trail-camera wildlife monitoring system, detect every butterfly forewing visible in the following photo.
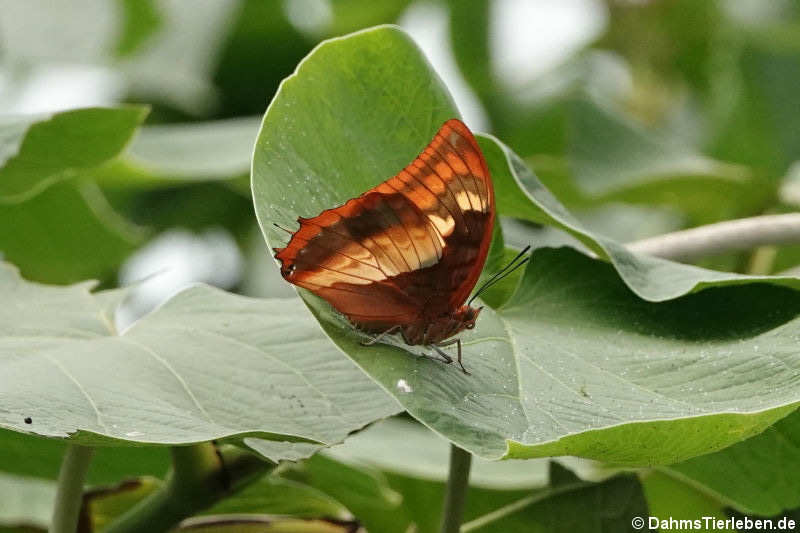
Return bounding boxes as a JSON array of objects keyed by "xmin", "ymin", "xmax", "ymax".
[{"xmin": 274, "ymin": 119, "xmax": 494, "ymax": 332}]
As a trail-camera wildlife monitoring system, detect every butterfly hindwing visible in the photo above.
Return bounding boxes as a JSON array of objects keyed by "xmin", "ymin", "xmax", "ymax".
[{"xmin": 274, "ymin": 119, "xmax": 494, "ymax": 331}]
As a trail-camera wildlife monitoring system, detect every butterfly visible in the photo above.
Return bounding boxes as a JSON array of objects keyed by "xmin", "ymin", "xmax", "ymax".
[{"xmin": 273, "ymin": 119, "xmax": 527, "ymax": 374}]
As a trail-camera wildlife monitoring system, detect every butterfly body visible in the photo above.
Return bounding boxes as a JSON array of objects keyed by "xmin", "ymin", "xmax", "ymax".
[
  {"xmin": 397, "ymin": 304, "xmax": 481, "ymax": 346},
  {"xmin": 274, "ymin": 119, "xmax": 494, "ymax": 372}
]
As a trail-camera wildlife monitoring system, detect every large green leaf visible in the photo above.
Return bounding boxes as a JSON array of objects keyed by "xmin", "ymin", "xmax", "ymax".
[
  {"xmin": 567, "ymin": 98, "xmax": 750, "ymax": 197},
  {"xmin": 0, "ymin": 107, "xmax": 151, "ymax": 284},
  {"xmin": 662, "ymin": 408, "xmax": 800, "ymax": 516},
  {"xmin": 0, "ymin": 262, "xmax": 399, "ymax": 456},
  {"xmin": 77, "ymin": 474, "xmax": 354, "ymax": 532},
  {"xmin": 253, "ymin": 25, "xmax": 800, "ymax": 303},
  {"xmin": 372, "ymin": 463, "xmax": 646, "ymax": 533},
  {"xmin": 251, "ymin": 25, "xmax": 800, "ymax": 465},
  {"xmin": 536, "ymin": 98, "xmax": 773, "ymax": 227},
  {"xmin": 640, "ymin": 470, "xmax": 727, "ymax": 529},
  {"xmin": 251, "ymin": 26, "xmax": 457, "ymax": 240},
  {"xmin": 460, "ymin": 474, "xmax": 648, "ymax": 533},
  {"xmin": 283, "ymin": 454, "xmax": 409, "ymax": 533},
  {"xmin": 0, "ymin": 107, "xmax": 147, "ymax": 202},
  {"xmin": 309, "ymin": 248, "xmax": 800, "ymax": 463},
  {"xmin": 115, "ymin": 0, "xmax": 162, "ymax": 58},
  {"xmin": 0, "ymin": 428, "xmax": 168, "ymax": 484},
  {"xmin": 94, "ymin": 117, "xmax": 261, "ymax": 188},
  {"xmin": 481, "ymin": 135, "xmax": 800, "ymax": 301},
  {"xmin": 326, "ymin": 418, "xmax": 548, "ymax": 490},
  {"xmin": 711, "ymin": 24, "xmax": 800, "ymax": 179},
  {"xmin": 0, "ymin": 181, "xmax": 146, "ymax": 284}
]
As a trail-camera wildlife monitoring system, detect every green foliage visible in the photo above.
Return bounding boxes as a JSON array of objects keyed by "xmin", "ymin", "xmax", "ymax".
[
  {"xmin": 251, "ymin": 25, "xmax": 800, "ymax": 467},
  {"xmin": 115, "ymin": 0, "xmax": 162, "ymax": 58},
  {"xmin": 0, "ymin": 262, "xmax": 398, "ymax": 450},
  {"xmin": 4, "ymin": 2, "xmax": 800, "ymax": 531},
  {"xmin": 0, "ymin": 107, "xmax": 147, "ymax": 202}
]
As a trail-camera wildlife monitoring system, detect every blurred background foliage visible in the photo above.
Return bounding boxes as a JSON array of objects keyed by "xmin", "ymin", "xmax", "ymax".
[
  {"xmin": 2, "ymin": 0, "xmax": 800, "ymax": 295},
  {"xmin": 2, "ymin": 0, "xmax": 800, "ymax": 531}
]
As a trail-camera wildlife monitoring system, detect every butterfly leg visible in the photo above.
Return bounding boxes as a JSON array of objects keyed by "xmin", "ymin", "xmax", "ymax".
[
  {"xmin": 360, "ymin": 325, "xmax": 400, "ymax": 346},
  {"xmin": 430, "ymin": 344, "xmax": 453, "ymax": 365},
  {"xmin": 436, "ymin": 339, "xmax": 470, "ymax": 375}
]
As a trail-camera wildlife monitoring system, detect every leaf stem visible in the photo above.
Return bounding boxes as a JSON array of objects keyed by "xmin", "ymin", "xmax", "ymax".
[
  {"xmin": 103, "ymin": 443, "xmax": 270, "ymax": 533},
  {"xmin": 440, "ymin": 444, "xmax": 472, "ymax": 533},
  {"xmin": 626, "ymin": 213, "xmax": 800, "ymax": 261},
  {"xmin": 51, "ymin": 444, "xmax": 94, "ymax": 533},
  {"xmin": 460, "ymin": 481, "xmax": 592, "ymax": 532}
]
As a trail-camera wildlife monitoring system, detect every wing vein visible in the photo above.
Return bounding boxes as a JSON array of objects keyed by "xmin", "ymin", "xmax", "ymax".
[
  {"xmin": 431, "ymin": 137, "xmax": 478, "ymax": 219},
  {"xmin": 373, "ymin": 203, "xmax": 414, "ymax": 272},
  {"xmin": 418, "ymin": 155, "xmax": 471, "ymax": 236},
  {"xmin": 299, "ymin": 223, "xmax": 387, "ymax": 275},
  {"xmin": 385, "ymin": 196, "xmax": 423, "ymax": 270},
  {"xmin": 383, "ymin": 184, "xmax": 438, "ymax": 266},
  {"xmin": 439, "ymin": 134, "xmax": 486, "ymax": 212},
  {"xmin": 332, "ymin": 211, "xmax": 404, "ymax": 275},
  {"xmin": 399, "ymin": 169, "xmax": 454, "ymax": 244}
]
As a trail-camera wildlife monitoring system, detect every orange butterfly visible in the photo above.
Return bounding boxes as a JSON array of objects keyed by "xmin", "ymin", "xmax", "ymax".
[{"xmin": 274, "ymin": 119, "xmax": 523, "ymax": 373}]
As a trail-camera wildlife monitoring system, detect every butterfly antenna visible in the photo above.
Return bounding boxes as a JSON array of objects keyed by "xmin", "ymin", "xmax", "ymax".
[
  {"xmin": 468, "ymin": 245, "xmax": 531, "ymax": 305},
  {"xmin": 468, "ymin": 257, "xmax": 530, "ymax": 305},
  {"xmin": 475, "ymin": 246, "xmax": 530, "ymax": 293}
]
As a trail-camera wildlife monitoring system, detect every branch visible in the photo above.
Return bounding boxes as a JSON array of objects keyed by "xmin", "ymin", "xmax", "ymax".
[
  {"xmin": 51, "ymin": 445, "xmax": 94, "ymax": 533},
  {"xmin": 440, "ymin": 444, "xmax": 472, "ymax": 533},
  {"xmin": 626, "ymin": 213, "xmax": 800, "ymax": 262},
  {"xmin": 103, "ymin": 443, "xmax": 271, "ymax": 533}
]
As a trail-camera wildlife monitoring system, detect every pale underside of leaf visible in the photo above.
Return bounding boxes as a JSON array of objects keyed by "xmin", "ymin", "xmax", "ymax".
[{"xmin": 0, "ymin": 263, "xmax": 400, "ymax": 459}]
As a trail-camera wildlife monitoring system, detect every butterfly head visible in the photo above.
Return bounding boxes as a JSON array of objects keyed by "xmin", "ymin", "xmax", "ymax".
[{"xmin": 457, "ymin": 305, "xmax": 483, "ymax": 331}]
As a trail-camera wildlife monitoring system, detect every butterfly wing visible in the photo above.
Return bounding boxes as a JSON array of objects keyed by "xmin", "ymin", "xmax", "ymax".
[{"xmin": 274, "ymin": 118, "xmax": 494, "ymax": 331}]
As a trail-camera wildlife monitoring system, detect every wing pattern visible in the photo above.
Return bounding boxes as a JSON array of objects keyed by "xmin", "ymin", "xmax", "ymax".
[{"xmin": 274, "ymin": 119, "xmax": 495, "ymax": 332}]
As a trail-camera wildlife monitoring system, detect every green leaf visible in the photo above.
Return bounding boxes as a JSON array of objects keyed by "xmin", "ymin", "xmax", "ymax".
[
  {"xmin": 115, "ymin": 0, "xmax": 162, "ymax": 58},
  {"xmin": 251, "ymin": 26, "xmax": 458, "ymax": 240},
  {"xmin": 0, "ymin": 181, "xmax": 146, "ymax": 284},
  {"xmin": 640, "ymin": 471, "xmax": 727, "ymax": 527},
  {"xmin": 711, "ymin": 30, "xmax": 800, "ymax": 178},
  {"xmin": 368, "ymin": 464, "xmax": 646, "ymax": 533},
  {"xmin": 94, "ymin": 117, "xmax": 261, "ymax": 188},
  {"xmin": 79, "ymin": 475, "xmax": 353, "ymax": 531},
  {"xmin": 567, "ymin": 98, "xmax": 749, "ymax": 197},
  {"xmin": 0, "ymin": 107, "xmax": 147, "ymax": 202},
  {"xmin": 663, "ymin": 409, "xmax": 800, "ymax": 516},
  {"xmin": 308, "ymin": 248, "xmax": 800, "ymax": 463},
  {"xmin": 460, "ymin": 475, "xmax": 648, "ymax": 533},
  {"xmin": 0, "ymin": 263, "xmax": 399, "ymax": 457},
  {"xmin": 206, "ymin": 476, "xmax": 351, "ymax": 519},
  {"xmin": 326, "ymin": 0, "xmax": 413, "ymax": 37},
  {"xmin": 251, "ymin": 25, "xmax": 800, "ymax": 465},
  {"xmin": 482, "ymin": 134, "xmax": 800, "ymax": 301},
  {"xmin": 326, "ymin": 418, "xmax": 548, "ymax": 490},
  {"xmin": 282, "ymin": 454, "xmax": 408, "ymax": 533},
  {"xmin": 548, "ymin": 97, "xmax": 774, "ymax": 227},
  {"xmin": 0, "ymin": 428, "xmax": 168, "ymax": 484},
  {"xmin": 85, "ymin": 477, "xmax": 161, "ymax": 532}
]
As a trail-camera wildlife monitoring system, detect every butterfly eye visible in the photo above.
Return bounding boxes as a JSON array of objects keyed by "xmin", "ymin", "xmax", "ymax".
[{"xmin": 466, "ymin": 323, "xmax": 475, "ymax": 330}]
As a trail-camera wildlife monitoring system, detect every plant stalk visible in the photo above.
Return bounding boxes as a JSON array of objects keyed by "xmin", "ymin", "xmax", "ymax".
[
  {"xmin": 626, "ymin": 213, "xmax": 800, "ymax": 262},
  {"xmin": 103, "ymin": 443, "xmax": 270, "ymax": 533},
  {"xmin": 440, "ymin": 444, "xmax": 472, "ymax": 533},
  {"xmin": 51, "ymin": 444, "xmax": 94, "ymax": 533}
]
